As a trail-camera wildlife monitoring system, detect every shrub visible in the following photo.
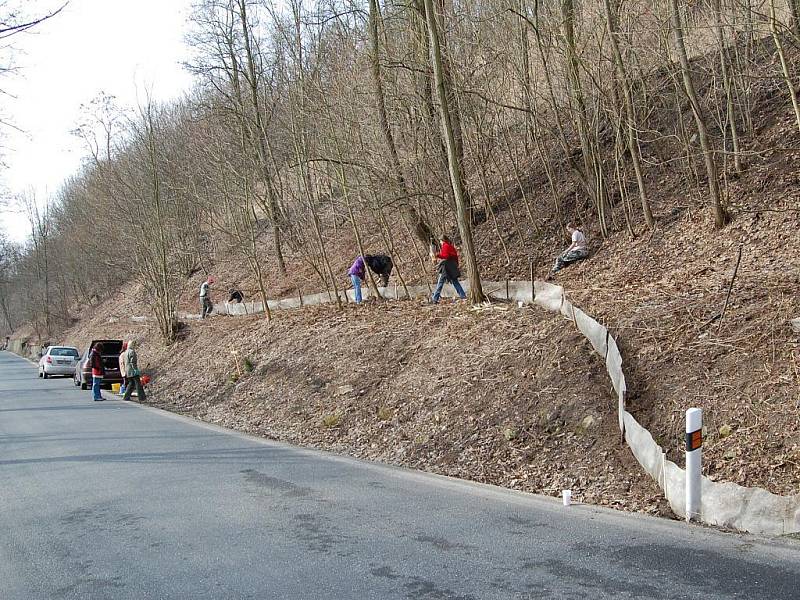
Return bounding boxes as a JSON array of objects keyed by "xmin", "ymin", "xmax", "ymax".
[
  {"xmin": 377, "ymin": 406, "xmax": 394, "ymax": 421},
  {"xmin": 322, "ymin": 413, "xmax": 341, "ymax": 428}
]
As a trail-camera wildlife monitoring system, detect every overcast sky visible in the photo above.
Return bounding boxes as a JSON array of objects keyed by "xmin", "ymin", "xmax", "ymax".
[{"xmin": 0, "ymin": 0, "xmax": 196, "ymax": 241}]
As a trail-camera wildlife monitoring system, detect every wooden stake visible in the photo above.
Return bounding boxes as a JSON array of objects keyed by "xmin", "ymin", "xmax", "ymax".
[{"xmin": 717, "ymin": 244, "xmax": 743, "ymax": 333}]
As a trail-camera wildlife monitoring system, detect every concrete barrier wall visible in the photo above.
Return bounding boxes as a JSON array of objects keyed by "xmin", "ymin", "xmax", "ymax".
[
  {"xmin": 130, "ymin": 277, "xmax": 799, "ymax": 535},
  {"xmin": 7, "ymin": 338, "xmax": 35, "ymax": 360},
  {"xmin": 529, "ymin": 281, "xmax": 800, "ymax": 535}
]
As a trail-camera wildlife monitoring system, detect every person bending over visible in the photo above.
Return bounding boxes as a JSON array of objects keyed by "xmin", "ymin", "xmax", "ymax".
[
  {"xmin": 228, "ymin": 288, "xmax": 244, "ymax": 303},
  {"xmin": 365, "ymin": 254, "xmax": 393, "ymax": 287},
  {"xmin": 348, "ymin": 256, "xmax": 367, "ymax": 304}
]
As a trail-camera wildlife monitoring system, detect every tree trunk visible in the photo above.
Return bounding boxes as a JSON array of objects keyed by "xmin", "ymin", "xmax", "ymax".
[
  {"xmin": 789, "ymin": 0, "xmax": 800, "ymax": 37},
  {"xmin": 711, "ymin": 0, "xmax": 743, "ymax": 174},
  {"xmin": 237, "ymin": 0, "xmax": 286, "ymax": 275},
  {"xmin": 770, "ymin": 0, "xmax": 800, "ymax": 134},
  {"xmin": 145, "ymin": 105, "xmax": 178, "ymax": 343},
  {"xmin": 561, "ymin": 0, "xmax": 609, "ymax": 236},
  {"xmin": 368, "ymin": 0, "xmax": 433, "ymax": 245},
  {"xmin": 517, "ymin": 0, "xmax": 534, "ymax": 152},
  {"xmin": 669, "ymin": 0, "xmax": 729, "ymax": 228},
  {"xmin": 416, "ymin": 0, "xmax": 477, "ymax": 226},
  {"xmin": 603, "ymin": 0, "xmax": 654, "ymax": 228},
  {"xmin": 423, "ymin": 0, "xmax": 484, "ymax": 303}
]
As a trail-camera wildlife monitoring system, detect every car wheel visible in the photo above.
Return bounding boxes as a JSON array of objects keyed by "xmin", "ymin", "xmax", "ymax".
[
  {"xmin": 80, "ymin": 380, "xmax": 88, "ymax": 390},
  {"xmin": 42, "ymin": 371, "xmax": 49, "ymax": 379}
]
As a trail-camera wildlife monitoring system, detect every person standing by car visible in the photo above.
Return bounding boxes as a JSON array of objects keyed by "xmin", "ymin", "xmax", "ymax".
[
  {"xmin": 118, "ymin": 341, "xmax": 129, "ymax": 396},
  {"xmin": 122, "ymin": 339, "xmax": 147, "ymax": 403},
  {"xmin": 89, "ymin": 343, "xmax": 104, "ymax": 402},
  {"xmin": 200, "ymin": 276, "xmax": 215, "ymax": 318}
]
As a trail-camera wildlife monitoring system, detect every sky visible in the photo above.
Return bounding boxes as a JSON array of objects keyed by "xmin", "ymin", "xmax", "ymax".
[{"xmin": 0, "ymin": 0, "xmax": 196, "ymax": 242}]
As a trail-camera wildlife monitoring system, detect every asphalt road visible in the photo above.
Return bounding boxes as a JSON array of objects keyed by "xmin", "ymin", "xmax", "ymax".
[{"xmin": 1, "ymin": 351, "xmax": 798, "ymax": 599}]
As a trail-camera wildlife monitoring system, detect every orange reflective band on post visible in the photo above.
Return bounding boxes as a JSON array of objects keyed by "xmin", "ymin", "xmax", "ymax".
[{"xmin": 686, "ymin": 429, "xmax": 703, "ymax": 451}]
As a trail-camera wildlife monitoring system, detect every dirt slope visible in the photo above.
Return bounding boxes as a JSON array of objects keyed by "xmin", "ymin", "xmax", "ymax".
[{"xmin": 58, "ymin": 300, "xmax": 669, "ymax": 516}]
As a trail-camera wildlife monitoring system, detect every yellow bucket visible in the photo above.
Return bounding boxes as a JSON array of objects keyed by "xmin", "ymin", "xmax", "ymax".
[{"xmin": 111, "ymin": 383, "xmax": 121, "ymax": 393}]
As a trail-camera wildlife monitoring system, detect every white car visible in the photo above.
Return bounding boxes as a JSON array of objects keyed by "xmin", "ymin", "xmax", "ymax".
[{"xmin": 38, "ymin": 346, "xmax": 81, "ymax": 378}]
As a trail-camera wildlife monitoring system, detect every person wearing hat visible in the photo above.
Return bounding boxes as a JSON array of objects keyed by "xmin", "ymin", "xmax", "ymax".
[{"xmin": 200, "ymin": 276, "xmax": 215, "ymax": 318}]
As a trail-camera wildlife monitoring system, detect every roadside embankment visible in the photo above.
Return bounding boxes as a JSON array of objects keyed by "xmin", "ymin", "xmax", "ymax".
[{"xmin": 59, "ymin": 298, "xmax": 671, "ymax": 517}]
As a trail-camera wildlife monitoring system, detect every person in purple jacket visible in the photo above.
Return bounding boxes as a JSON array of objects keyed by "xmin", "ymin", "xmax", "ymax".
[{"xmin": 347, "ymin": 256, "xmax": 366, "ymax": 304}]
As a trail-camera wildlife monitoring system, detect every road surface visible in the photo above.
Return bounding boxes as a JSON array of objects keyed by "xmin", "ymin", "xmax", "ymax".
[{"xmin": 1, "ymin": 350, "xmax": 798, "ymax": 599}]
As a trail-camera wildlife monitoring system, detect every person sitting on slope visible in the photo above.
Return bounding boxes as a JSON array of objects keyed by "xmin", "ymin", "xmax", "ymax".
[{"xmin": 550, "ymin": 223, "xmax": 589, "ymax": 276}]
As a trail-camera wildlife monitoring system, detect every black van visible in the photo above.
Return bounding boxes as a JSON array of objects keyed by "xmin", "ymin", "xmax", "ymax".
[{"xmin": 73, "ymin": 339, "xmax": 124, "ymax": 390}]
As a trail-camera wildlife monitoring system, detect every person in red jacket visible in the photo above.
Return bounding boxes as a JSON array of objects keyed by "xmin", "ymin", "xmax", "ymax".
[
  {"xmin": 89, "ymin": 342, "xmax": 104, "ymax": 401},
  {"xmin": 431, "ymin": 235, "xmax": 467, "ymax": 303}
]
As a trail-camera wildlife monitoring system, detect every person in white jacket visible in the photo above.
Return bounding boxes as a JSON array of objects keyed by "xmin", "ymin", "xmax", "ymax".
[
  {"xmin": 550, "ymin": 223, "xmax": 589, "ymax": 275},
  {"xmin": 200, "ymin": 276, "xmax": 215, "ymax": 318},
  {"xmin": 122, "ymin": 339, "xmax": 146, "ymax": 402},
  {"xmin": 118, "ymin": 341, "xmax": 128, "ymax": 395}
]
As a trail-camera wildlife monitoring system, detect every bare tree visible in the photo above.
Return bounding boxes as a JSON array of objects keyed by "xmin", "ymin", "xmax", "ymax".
[
  {"xmin": 603, "ymin": 0, "xmax": 653, "ymax": 228},
  {"xmin": 423, "ymin": 0, "xmax": 483, "ymax": 303},
  {"xmin": 669, "ymin": 0, "xmax": 729, "ymax": 228}
]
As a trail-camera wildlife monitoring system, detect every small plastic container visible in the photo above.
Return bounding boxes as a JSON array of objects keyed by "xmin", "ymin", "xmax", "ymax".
[{"xmin": 111, "ymin": 383, "xmax": 121, "ymax": 394}]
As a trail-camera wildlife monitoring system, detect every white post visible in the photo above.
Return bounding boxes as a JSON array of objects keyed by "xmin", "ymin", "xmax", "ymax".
[{"xmin": 685, "ymin": 407, "xmax": 703, "ymax": 522}]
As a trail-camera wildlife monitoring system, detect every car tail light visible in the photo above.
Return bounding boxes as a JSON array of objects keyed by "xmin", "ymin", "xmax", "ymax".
[{"xmin": 46, "ymin": 356, "xmax": 52, "ymax": 364}]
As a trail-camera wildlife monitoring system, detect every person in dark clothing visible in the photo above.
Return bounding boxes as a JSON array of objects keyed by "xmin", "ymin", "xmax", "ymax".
[
  {"xmin": 364, "ymin": 254, "xmax": 393, "ymax": 287},
  {"xmin": 228, "ymin": 288, "xmax": 244, "ymax": 303},
  {"xmin": 431, "ymin": 236, "xmax": 467, "ymax": 304},
  {"xmin": 89, "ymin": 342, "xmax": 104, "ymax": 401}
]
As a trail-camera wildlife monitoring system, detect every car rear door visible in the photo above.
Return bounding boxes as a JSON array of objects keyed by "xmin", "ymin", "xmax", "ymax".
[
  {"xmin": 50, "ymin": 348, "xmax": 79, "ymax": 368},
  {"xmin": 101, "ymin": 341, "xmax": 124, "ymax": 379}
]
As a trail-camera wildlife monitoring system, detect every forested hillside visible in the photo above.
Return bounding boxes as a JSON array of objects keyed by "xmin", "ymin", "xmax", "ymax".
[
  {"xmin": 1, "ymin": 0, "xmax": 797, "ymax": 339},
  {"xmin": 1, "ymin": 1, "xmax": 799, "ymax": 514}
]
